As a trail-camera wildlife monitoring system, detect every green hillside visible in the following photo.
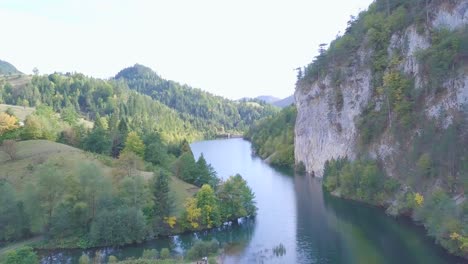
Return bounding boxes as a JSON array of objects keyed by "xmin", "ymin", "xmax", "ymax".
[
  {"xmin": 0, "ymin": 72, "xmax": 200, "ymax": 143},
  {"xmin": 0, "ymin": 140, "xmax": 198, "ymax": 249},
  {"xmin": 116, "ymin": 64, "xmax": 279, "ymax": 137}
]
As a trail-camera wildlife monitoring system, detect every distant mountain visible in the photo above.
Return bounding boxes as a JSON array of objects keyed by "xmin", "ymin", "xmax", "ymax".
[
  {"xmin": 273, "ymin": 95, "xmax": 294, "ymax": 108},
  {"xmin": 115, "ymin": 64, "xmax": 279, "ymax": 137},
  {"xmin": 0, "ymin": 59, "xmax": 21, "ymax": 75},
  {"xmin": 255, "ymin": 95, "xmax": 280, "ymax": 104}
]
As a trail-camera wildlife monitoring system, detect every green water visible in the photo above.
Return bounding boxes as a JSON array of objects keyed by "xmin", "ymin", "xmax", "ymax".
[{"xmin": 39, "ymin": 138, "xmax": 465, "ymax": 263}]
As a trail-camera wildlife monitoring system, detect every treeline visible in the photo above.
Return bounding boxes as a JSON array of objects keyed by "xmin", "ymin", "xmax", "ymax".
[
  {"xmin": 116, "ymin": 64, "xmax": 279, "ymax": 137},
  {"xmin": 245, "ymin": 105, "xmax": 296, "ymax": 168}
]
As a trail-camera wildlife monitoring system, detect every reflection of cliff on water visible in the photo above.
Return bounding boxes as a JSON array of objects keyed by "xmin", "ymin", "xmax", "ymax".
[{"xmin": 320, "ymin": 178, "xmax": 462, "ymax": 264}]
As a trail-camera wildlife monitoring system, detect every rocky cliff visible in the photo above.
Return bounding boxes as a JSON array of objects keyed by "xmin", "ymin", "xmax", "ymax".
[{"xmin": 295, "ymin": 0, "xmax": 467, "ymax": 178}]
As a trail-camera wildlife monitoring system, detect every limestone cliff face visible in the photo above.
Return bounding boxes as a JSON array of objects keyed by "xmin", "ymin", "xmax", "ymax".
[{"xmin": 294, "ymin": 1, "xmax": 468, "ymax": 177}]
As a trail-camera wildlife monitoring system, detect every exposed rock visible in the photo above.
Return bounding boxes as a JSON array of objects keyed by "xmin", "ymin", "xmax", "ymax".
[{"xmin": 294, "ymin": 1, "xmax": 468, "ymax": 177}]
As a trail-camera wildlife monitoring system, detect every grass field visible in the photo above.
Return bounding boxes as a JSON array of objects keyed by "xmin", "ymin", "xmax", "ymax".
[{"xmin": 0, "ymin": 140, "xmax": 198, "ymax": 214}]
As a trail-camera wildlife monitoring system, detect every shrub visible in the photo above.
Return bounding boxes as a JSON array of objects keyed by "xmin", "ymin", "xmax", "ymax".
[{"xmin": 160, "ymin": 248, "xmax": 170, "ymax": 259}]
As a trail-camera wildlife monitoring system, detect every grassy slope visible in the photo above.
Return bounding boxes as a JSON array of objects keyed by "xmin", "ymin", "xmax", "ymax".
[
  {"xmin": 0, "ymin": 140, "xmax": 198, "ymax": 214},
  {"xmin": 0, "ymin": 103, "xmax": 93, "ymax": 128},
  {"xmin": 0, "ymin": 104, "xmax": 35, "ymax": 121}
]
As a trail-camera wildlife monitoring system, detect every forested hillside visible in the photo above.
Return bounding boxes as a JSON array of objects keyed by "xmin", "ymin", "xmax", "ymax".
[
  {"xmin": 245, "ymin": 105, "xmax": 296, "ymax": 168},
  {"xmin": 0, "ymin": 66, "xmax": 258, "ymax": 252},
  {"xmin": 116, "ymin": 64, "xmax": 279, "ymax": 137},
  {"xmin": 0, "ymin": 73, "xmax": 200, "ymax": 144},
  {"xmin": 292, "ymin": 0, "xmax": 467, "ymax": 258}
]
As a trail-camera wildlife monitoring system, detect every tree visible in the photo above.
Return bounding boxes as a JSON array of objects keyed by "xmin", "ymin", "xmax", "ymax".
[
  {"xmin": 61, "ymin": 107, "xmax": 79, "ymax": 125},
  {"xmin": 144, "ymin": 132, "xmax": 168, "ymax": 166},
  {"xmin": 174, "ymin": 152, "xmax": 197, "ymax": 183},
  {"xmin": 183, "ymin": 198, "xmax": 201, "ymax": 229},
  {"xmin": 83, "ymin": 126, "xmax": 111, "ymax": 154},
  {"xmin": 152, "ymin": 170, "xmax": 171, "ymax": 233},
  {"xmin": 21, "ymin": 115, "xmax": 43, "ymax": 140},
  {"xmin": 78, "ymin": 254, "xmax": 90, "ymax": 264},
  {"xmin": 117, "ymin": 151, "xmax": 144, "ymax": 178},
  {"xmin": 417, "ymin": 153, "xmax": 432, "ymax": 177},
  {"xmin": 78, "ymin": 163, "xmax": 109, "ymax": 220},
  {"xmin": 123, "ymin": 131, "xmax": 145, "ymax": 157},
  {"xmin": 118, "ymin": 175, "xmax": 148, "ymax": 210},
  {"xmin": 196, "ymin": 184, "xmax": 220, "ymax": 228},
  {"xmin": 218, "ymin": 174, "xmax": 257, "ymax": 221},
  {"xmin": 2, "ymin": 140, "xmax": 17, "ymax": 160},
  {"xmin": 0, "ymin": 112, "xmax": 18, "ymax": 135},
  {"xmin": 4, "ymin": 247, "xmax": 38, "ymax": 264},
  {"xmin": 160, "ymin": 248, "xmax": 170, "ymax": 259},
  {"xmin": 36, "ymin": 164, "xmax": 66, "ymax": 229},
  {"xmin": 195, "ymin": 153, "xmax": 219, "ymax": 188},
  {"xmin": 142, "ymin": 249, "xmax": 158, "ymax": 259},
  {"xmin": 90, "ymin": 207, "xmax": 146, "ymax": 246},
  {"xmin": 0, "ymin": 180, "xmax": 24, "ymax": 241}
]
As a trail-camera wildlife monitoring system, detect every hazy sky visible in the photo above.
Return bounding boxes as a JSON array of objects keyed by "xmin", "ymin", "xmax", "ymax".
[{"xmin": 0, "ymin": 0, "xmax": 373, "ymax": 99}]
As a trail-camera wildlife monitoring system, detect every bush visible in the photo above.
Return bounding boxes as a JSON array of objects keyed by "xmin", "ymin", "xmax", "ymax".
[
  {"xmin": 78, "ymin": 254, "xmax": 90, "ymax": 264},
  {"xmin": 108, "ymin": 255, "xmax": 118, "ymax": 263},
  {"xmin": 160, "ymin": 248, "xmax": 170, "ymax": 259},
  {"xmin": 142, "ymin": 249, "xmax": 158, "ymax": 259},
  {"xmin": 186, "ymin": 239, "xmax": 219, "ymax": 260},
  {"xmin": 4, "ymin": 247, "xmax": 38, "ymax": 264}
]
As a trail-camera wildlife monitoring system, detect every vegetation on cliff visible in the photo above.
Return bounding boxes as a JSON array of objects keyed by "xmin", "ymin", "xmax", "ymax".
[{"xmin": 245, "ymin": 105, "xmax": 296, "ymax": 168}]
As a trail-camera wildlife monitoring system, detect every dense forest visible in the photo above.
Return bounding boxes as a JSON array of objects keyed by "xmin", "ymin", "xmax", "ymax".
[
  {"xmin": 116, "ymin": 64, "xmax": 279, "ymax": 137},
  {"xmin": 245, "ymin": 105, "xmax": 296, "ymax": 168}
]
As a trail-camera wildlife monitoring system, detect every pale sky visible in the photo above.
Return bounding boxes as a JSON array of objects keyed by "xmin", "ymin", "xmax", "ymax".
[{"xmin": 0, "ymin": 0, "xmax": 373, "ymax": 99}]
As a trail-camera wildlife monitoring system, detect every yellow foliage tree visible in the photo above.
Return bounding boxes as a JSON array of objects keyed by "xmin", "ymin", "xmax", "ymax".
[
  {"xmin": 184, "ymin": 198, "xmax": 201, "ymax": 229},
  {"xmin": 164, "ymin": 216, "xmax": 177, "ymax": 229},
  {"xmin": 414, "ymin": 192, "xmax": 424, "ymax": 206},
  {"xmin": 450, "ymin": 232, "xmax": 468, "ymax": 252},
  {"xmin": 0, "ymin": 112, "xmax": 18, "ymax": 135}
]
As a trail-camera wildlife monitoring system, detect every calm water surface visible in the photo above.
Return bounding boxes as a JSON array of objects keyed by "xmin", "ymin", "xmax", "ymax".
[{"xmin": 40, "ymin": 138, "xmax": 464, "ymax": 264}]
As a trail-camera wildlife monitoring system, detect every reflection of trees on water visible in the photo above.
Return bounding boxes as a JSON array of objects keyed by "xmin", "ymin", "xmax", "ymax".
[
  {"xmin": 320, "ymin": 178, "xmax": 460, "ymax": 264},
  {"xmin": 40, "ymin": 218, "xmax": 256, "ymax": 264},
  {"xmin": 174, "ymin": 217, "xmax": 256, "ymax": 255}
]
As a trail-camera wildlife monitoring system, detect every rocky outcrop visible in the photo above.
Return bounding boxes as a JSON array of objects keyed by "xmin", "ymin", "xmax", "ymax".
[{"xmin": 294, "ymin": 0, "xmax": 468, "ymax": 177}]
